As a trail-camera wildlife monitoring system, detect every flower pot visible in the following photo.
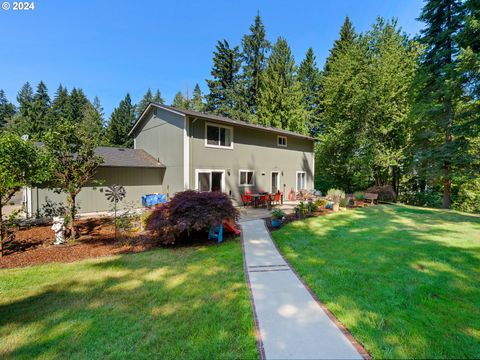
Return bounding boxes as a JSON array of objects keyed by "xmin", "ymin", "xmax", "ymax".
[
  {"xmin": 271, "ymin": 219, "xmax": 282, "ymax": 228},
  {"xmin": 332, "ymin": 203, "xmax": 340, "ymax": 212}
]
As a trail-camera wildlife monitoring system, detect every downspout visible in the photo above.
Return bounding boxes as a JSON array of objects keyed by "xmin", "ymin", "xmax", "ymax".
[{"xmin": 190, "ymin": 117, "xmax": 198, "ymax": 191}]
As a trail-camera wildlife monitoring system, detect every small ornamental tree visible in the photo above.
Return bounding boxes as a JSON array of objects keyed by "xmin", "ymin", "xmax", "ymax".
[
  {"xmin": 0, "ymin": 133, "xmax": 50, "ymax": 256},
  {"xmin": 44, "ymin": 112, "xmax": 103, "ymax": 240},
  {"xmin": 146, "ymin": 190, "xmax": 238, "ymax": 244}
]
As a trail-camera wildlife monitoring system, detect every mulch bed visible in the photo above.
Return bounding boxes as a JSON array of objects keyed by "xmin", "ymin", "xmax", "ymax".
[{"xmin": 0, "ymin": 218, "xmax": 161, "ymax": 269}]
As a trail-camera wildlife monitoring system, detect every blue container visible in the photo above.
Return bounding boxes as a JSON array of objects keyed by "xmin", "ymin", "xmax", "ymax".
[
  {"xmin": 141, "ymin": 193, "xmax": 167, "ymax": 207},
  {"xmin": 271, "ymin": 219, "xmax": 282, "ymax": 228}
]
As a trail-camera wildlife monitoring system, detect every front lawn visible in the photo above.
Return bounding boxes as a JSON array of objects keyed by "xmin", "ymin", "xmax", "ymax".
[
  {"xmin": 272, "ymin": 204, "xmax": 480, "ymax": 359},
  {"xmin": 0, "ymin": 241, "xmax": 258, "ymax": 359}
]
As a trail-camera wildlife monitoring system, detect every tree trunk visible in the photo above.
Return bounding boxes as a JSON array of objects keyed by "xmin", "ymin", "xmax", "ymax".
[
  {"xmin": 68, "ymin": 193, "xmax": 77, "ymax": 240},
  {"xmin": 443, "ymin": 169, "xmax": 452, "ymax": 209},
  {"xmin": 0, "ymin": 205, "xmax": 3, "ymax": 257}
]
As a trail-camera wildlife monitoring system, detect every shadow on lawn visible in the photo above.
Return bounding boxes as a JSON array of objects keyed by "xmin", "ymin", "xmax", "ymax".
[
  {"xmin": 274, "ymin": 205, "xmax": 480, "ymax": 358},
  {"xmin": 0, "ymin": 241, "xmax": 257, "ymax": 359}
]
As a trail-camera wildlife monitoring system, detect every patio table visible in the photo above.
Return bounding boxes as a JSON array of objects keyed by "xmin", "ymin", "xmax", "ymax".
[{"xmin": 250, "ymin": 193, "xmax": 272, "ymax": 209}]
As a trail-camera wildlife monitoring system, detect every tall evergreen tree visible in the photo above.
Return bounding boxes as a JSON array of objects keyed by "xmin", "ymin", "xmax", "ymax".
[
  {"xmin": 0, "ymin": 90, "xmax": 15, "ymax": 130},
  {"xmin": 324, "ymin": 16, "xmax": 356, "ymax": 73},
  {"xmin": 69, "ymin": 88, "xmax": 89, "ymax": 123},
  {"xmin": 107, "ymin": 94, "xmax": 136, "ymax": 147},
  {"xmin": 51, "ymin": 85, "xmax": 70, "ymax": 125},
  {"xmin": 298, "ymin": 48, "xmax": 322, "ymax": 136},
  {"xmin": 136, "ymin": 88, "xmax": 164, "ymax": 117},
  {"xmin": 152, "ymin": 89, "xmax": 165, "ymax": 104},
  {"xmin": 83, "ymin": 96, "xmax": 105, "ymax": 140},
  {"xmin": 172, "ymin": 91, "xmax": 189, "ymax": 109},
  {"xmin": 256, "ymin": 37, "xmax": 307, "ymax": 134},
  {"xmin": 414, "ymin": 0, "xmax": 467, "ymax": 208},
  {"xmin": 191, "ymin": 84, "xmax": 204, "ymax": 112},
  {"xmin": 241, "ymin": 13, "xmax": 271, "ymax": 116},
  {"xmin": 206, "ymin": 40, "xmax": 247, "ymax": 119},
  {"xmin": 16, "ymin": 82, "xmax": 34, "ymax": 119},
  {"xmin": 31, "ymin": 81, "xmax": 51, "ymax": 137},
  {"xmin": 137, "ymin": 88, "xmax": 153, "ymax": 117}
]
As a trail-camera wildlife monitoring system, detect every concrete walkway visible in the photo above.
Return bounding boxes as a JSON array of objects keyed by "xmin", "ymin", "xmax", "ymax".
[{"xmin": 241, "ymin": 219, "xmax": 365, "ymax": 360}]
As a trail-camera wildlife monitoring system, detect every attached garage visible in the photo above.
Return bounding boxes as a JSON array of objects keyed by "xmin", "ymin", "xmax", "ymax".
[{"xmin": 26, "ymin": 147, "xmax": 165, "ymax": 217}]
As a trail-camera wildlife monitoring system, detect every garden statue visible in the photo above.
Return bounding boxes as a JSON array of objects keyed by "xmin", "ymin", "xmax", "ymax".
[{"xmin": 51, "ymin": 216, "xmax": 66, "ymax": 245}]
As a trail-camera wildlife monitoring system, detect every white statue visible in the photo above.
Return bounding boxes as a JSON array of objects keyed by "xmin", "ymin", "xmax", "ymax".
[{"xmin": 51, "ymin": 217, "xmax": 66, "ymax": 245}]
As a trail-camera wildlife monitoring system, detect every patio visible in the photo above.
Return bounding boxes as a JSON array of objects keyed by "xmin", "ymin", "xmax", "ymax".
[{"xmin": 237, "ymin": 200, "xmax": 301, "ymax": 221}]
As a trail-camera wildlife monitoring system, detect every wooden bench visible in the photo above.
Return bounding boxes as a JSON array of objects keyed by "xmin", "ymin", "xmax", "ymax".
[{"xmin": 364, "ymin": 193, "xmax": 378, "ymax": 205}]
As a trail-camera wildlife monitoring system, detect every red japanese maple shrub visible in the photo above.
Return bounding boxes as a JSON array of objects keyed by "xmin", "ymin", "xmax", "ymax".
[{"xmin": 146, "ymin": 190, "xmax": 238, "ymax": 243}]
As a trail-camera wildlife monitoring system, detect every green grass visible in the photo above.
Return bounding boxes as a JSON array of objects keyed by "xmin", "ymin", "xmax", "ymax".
[
  {"xmin": 0, "ymin": 240, "xmax": 258, "ymax": 359},
  {"xmin": 272, "ymin": 204, "xmax": 480, "ymax": 359}
]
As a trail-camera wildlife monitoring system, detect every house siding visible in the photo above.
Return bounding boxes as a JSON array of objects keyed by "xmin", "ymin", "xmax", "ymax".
[
  {"xmin": 134, "ymin": 107, "xmax": 185, "ymax": 197},
  {"xmin": 30, "ymin": 167, "xmax": 164, "ymax": 216},
  {"xmin": 188, "ymin": 117, "xmax": 314, "ymax": 202}
]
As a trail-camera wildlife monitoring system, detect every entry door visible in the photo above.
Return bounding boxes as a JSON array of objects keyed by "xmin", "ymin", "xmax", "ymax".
[{"xmin": 271, "ymin": 172, "xmax": 280, "ymax": 193}]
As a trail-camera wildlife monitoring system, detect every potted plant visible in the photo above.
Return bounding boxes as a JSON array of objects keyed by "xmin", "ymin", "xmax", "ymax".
[
  {"xmin": 327, "ymin": 189, "xmax": 345, "ymax": 212},
  {"xmin": 271, "ymin": 208, "xmax": 286, "ymax": 228},
  {"xmin": 353, "ymin": 191, "xmax": 365, "ymax": 206}
]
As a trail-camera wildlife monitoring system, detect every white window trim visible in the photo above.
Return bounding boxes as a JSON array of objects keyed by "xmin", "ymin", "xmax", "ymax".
[
  {"xmin": 270, "ymin": 171, "xmax": 280, "ymax": 193},
  {"xmin": 277, "ymin": 135, "xmax": 288, "ymax": 147},
  {"xmin": 296, "ymin": 171, "xmax": 307, "ymax": 192},
  {"xmin": 239, "ymin": 169, "xmax": 255, "ymax": 187},
  {"xmin": 204, "ymin": 122, "xmax": 234, "ymax": 149},
  {"xmin": 194, "ymin": 169, "xmax": 226, "ymax": 192}
]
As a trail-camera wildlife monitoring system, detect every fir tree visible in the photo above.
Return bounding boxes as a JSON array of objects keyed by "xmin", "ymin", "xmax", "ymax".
[
  {"xmin": 298, "ymin": 48, "xmax": 322, "ymax": 136},
  {"xmin": 83, "ymin": 96, "xmax": 105, "ymax": 140},
  {"xmin": 324, "ymin": 16, "xmax": 356, "ymax": 73},
  {"xmin": 51, "ymin": 85, "xmax": 70, "ymax": 125},
  {"xmin": 206, "ymin": 40, "xmax": 246, "ymax": 119},
  {"xmin": 172, "ymin": 91, "xmax": 189, "ymax": 109},
  {"xmin": 137, "ymin": 88, "xmax": 153, "ymax": 117},
  {"xmin": 16, "ymin": 82, "xmax": 34, "ymax": 119},
  {"xmin": 107, "ymin": 93, "xmax": 136, "ymax": 148},
  {"xmin": 414, "ymin": 0, "xmax": 467, "ymax": 208},
  {"xmin": 0, "ymin": 90, "xmax": 15, "ymax": 130},
  {"xmin": 191, "ymin": 84, "xmax": 204, "ymax": 112},
  {"xmin": 152, "ymin": 89, "xmax": 165, "ymax": 104},
  {"xmin": 68, "ymin": 88, "xmax": 89, "ymax": 123},
  {"xmin": 256, "ymin": 37, "xmax": 307, "ymax": 134},
  {"xmin": 241, "ymin": 13, "xmax": 271, "ymax": 116},
  {"xmin": 31, "ymin": 81, "xmax": 51, "ymax": 137}
]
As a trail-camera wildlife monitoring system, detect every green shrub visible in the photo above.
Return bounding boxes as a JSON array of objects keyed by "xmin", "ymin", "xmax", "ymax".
[
  {"xmin": 453, "ymin": 178, "xmax": 480, "ymax": 213},
  {"xmin": 339, "ymin": 198, "xmax": 349, "ymax": 207},
  {"xmin": 400, "ymin": 190, "xmax": 442, "ymax": 208},
  {"xmin": 327, "ymin": 189, "xmax": 346, "ymax": 203},
  {"xmin": 314, "ymin": 199, "xmax": 327, "ymax": 208},
  {"xmin": 353, "ymin": 191, "xmax": 365, "ymax": 201},
  {"xmin": 271, "ymin": 208, "xmax": 286, "ymax": 220}
]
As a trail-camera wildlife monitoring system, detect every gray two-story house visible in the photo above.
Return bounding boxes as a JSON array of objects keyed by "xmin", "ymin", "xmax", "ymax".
[{"xmin": 26, "ymin": 103, "xmax": 315, "ymax": 216}]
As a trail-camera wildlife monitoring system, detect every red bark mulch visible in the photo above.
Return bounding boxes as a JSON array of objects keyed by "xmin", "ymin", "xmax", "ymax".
[{"xmin": 0, "ymin": 218, "xmax": 160, "ymax": 269}]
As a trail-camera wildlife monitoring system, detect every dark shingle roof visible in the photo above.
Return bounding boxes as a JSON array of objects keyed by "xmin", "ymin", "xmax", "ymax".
[
  {"xmin": 95, "ymin": 147, "xmax": 164, "ymax": 168},
  {"xmin": 129, "ymin": 103, "xmax": 315, "ymax": 141}
]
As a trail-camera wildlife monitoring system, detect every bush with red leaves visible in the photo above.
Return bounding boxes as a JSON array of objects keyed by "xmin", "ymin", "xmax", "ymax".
[
  {"xmin": 146, "ymin": 191, "xmax": 239, "ymax": 244},
  {"xmin": 365, "ymin": 185, "xmax": 396, "ymax": 202}
]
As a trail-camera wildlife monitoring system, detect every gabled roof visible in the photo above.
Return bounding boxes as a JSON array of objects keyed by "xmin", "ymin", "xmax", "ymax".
[
  {"xmin": 128, "ymin": 102, "xmax": 315, "ymax": 141},
  {"xmin": 95, "ymin": 146, "xmax": 164, "ymax": 168}
]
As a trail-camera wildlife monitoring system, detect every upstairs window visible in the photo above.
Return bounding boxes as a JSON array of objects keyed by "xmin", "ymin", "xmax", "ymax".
[
  {"xmin": 205, "ymin": 123, "xmax": 233, "ymax": 149},
  {"xmin": 277, "ymin": 136, "xmax": 287, "ymax": 147}
]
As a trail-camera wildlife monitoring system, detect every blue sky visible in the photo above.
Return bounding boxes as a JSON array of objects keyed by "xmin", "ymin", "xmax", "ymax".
[{"xmin": 0, "ymin": 0, "xmax": 425, "ymax": 117}]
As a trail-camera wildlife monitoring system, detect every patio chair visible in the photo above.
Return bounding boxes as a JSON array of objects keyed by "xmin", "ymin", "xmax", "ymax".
[
  {"xmin": 273, "ymin": 192, "xmax": 281, "ymax": 205},
  {"xmin": 241, "ymin": 194, "xmax": 253, "ymax": 207}
]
